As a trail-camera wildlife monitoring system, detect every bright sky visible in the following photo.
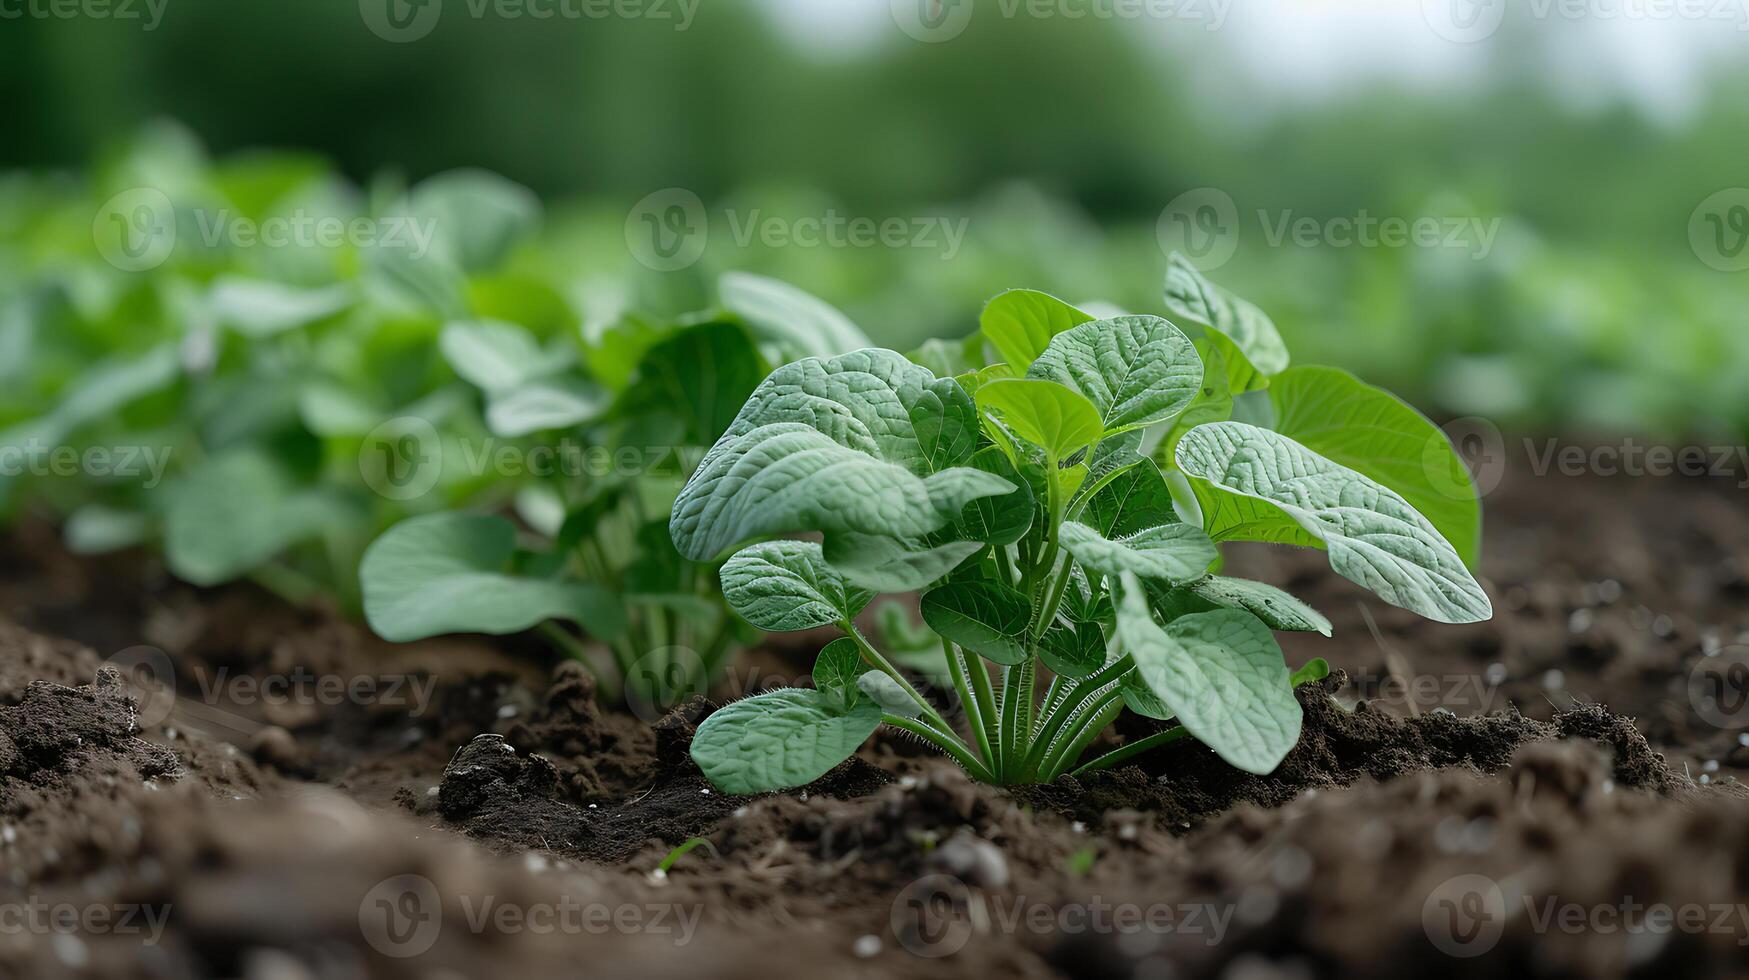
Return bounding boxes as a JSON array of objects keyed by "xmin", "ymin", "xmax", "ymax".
[{"xmin": 759, "ymin": 0, "xmax": 1749, "ymax": 120}]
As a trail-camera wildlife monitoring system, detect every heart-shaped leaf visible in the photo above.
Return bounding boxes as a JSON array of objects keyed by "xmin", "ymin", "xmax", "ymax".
[
  {"xmin": 1039, "ymin": 620, "xmax": 1105, "ymax": 679},
  {"xmin": 1027, "ymin": 315, "xmax": 1202, "ymax": 435},
  {"xmin": 979, "ymin": 289, "xmax": 1094, "ymax": 372},
  {"xmin": 921, "ymin": 580, "xmax": 1032, "ymax": 666},
  {"xmin": 976, "ymin": 378, "xmax": 1103, "ymax": 462},
  {"xmin": 813, "ymin": 638, "xmax": 867, "ymax": 710},
  {"xmin": 691, "ymin": 688, "xmax": 883, "ymax": 794},
  {"xmin": 721, "ymin": 540, "xmax": 872, "ymax": 632},
  {"xmin": 1161, "ymin": 254, "xmax": 1288, "ymax": 380}
]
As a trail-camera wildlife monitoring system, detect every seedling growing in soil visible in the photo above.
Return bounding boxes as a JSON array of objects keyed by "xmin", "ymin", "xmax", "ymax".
[{"xmin": 676, "ymin": 256, "xmax": 1491, "ymax": 793}]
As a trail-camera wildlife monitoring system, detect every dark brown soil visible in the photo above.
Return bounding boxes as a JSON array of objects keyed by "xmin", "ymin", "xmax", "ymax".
[{"xmin": 4, "ymin": 452, "xmax": 1749, "ymax": 979}]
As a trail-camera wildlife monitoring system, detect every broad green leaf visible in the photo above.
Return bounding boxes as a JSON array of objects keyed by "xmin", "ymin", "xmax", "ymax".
[
  {"xmin": 1027, "ymin": 316, "xmax": 1201, "ymax": 434},
  {"xmin": 976, "ymin": 378, "xmax": 1103, "ymax": 461},
  {"xmin": 955, "ymin": 447, "xmax": 1034, "ymax": 546},
  {"xmin": 1176, "ymin": 422, "xmax": 1492, "ymax": 624},
  {"xmin": 360, "ymin": 512, "xmax": 626, "ymax": 642},
  {"xmin": 408, "ymin": 168, "xmax": 541, "ymax": 272},
  {"xmin": 813, "ymin": 638, "xmax": 867, "ymax": 710},
  {"xmin": 1039, "ymin": 620, "xmax": 1105, "ymax": 679},
  {"xmin": 1183, "ymin": 576, "xmax": 1332, "ymax": 636},
  {"xmin": 1268, "ymin": 365, "xmax": 1482, "ymax": 569},
  {"xmin": 1161, "ymin": 341, "xmax": 1236, "ymax": 460},
  {"xmin": 720, "ymin": 272, "xmax": 871, "ymax": 359},
  {"xmin": 1161, "ymin": 254, "xmax": 1288, "ymax": 379},
  {"xmin": 1059, "ymin": 521, "xmax": 1217, "ymax": 585},
  {"xmin": 207, "ymin": 277, "xmax": 352, "ymax": 337},
  {"xmin": 825, "ymin": 534, "xmax": 983, "ymax": 593},
  {"xmin": 1082, "ymin": 458, "xmax": 1177, "ymax": 540},
  {"xmin": 921, "ymin": 580, "xmax": 1032, "ymax": 666},
  {"xmin": 721, "ymin": 540, "xmax": 872, "ymax": 632},
  {"xmin": 670, "ymin": 350, "xmax": 1010, "ymax": 563},
  {"xmin": 485, "ymin": 377, "xmax": 610, "ymax": 437},
  {"xmin": 164, "ymin": 451, "xmax": 356, "ymax": 586},
  {"xmin": 440, "ymin": 319, "xmax": 570, "ymax": 392},
  {"xmin": 1116, "ymin": 573, "xmax": 1300, "ymax": 774},
  {"xmin": 691, "ymin": 688, "xmax": 882, "ymax": 794},
  {"xmin": 616, "ymin": 321, "xmax": 767, "ymax": 444},
  {"xmin": 979, "ymin": 289, "xmax": 1093, "ymax": 372}
]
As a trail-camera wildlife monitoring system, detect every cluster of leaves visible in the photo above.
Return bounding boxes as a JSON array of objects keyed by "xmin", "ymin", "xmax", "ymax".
[{"xmin": 678, "ymin": 255, "xmax": 1491, "ymax": 793}]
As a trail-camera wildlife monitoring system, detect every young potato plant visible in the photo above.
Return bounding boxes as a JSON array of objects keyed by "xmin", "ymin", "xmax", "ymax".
[
  {"xmin": 358, "ymin": 274, "xmax": 876, "ymax": 706},
  {"xmin": 677, "ymin": 254, "xmax": 1491, "ymax": 793}
]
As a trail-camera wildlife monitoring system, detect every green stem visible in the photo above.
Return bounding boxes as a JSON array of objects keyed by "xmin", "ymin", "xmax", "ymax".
[
  {"xmin": 944, "ymin": 640, "xmax": 994, "ymax": 766},
  {"xmin": 965, "ymin": 650, "xmax": 1001, "ymax": 771},
  {"xmin": 1042, "ymin": 689, "xmax": 1126, "ymax": 781},
  {"xmin": 844, "ymin": 623, "xmax": 969, "ymax": 756},
  {"xmin": 1070, "ymin": 726, "xmax": 1190, "ymax": 778},
  {"xmin": 994, "ymin": 545, "xmax": 1016, "ymax": 587},
  {"xmin": 999, "ymin": 665, "xmax": 1024, "ymax": 781},
  {"xmin": 884, "ymin": 714, "xmax": 998, "ymax": 783}
]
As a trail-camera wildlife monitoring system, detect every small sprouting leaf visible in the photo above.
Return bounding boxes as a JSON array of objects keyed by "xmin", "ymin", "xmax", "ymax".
[
  {"xmin": 1268, "ymin": 365, "xmax": 1482, "ymax": 569},
  {"xmin": 485, "ymin": 376, "xmax": 610, "ymax": 437},
  {"xmin": 813, "ymin": 638, "xmax": 867, "ymax": 709},
  {"xmin": 1059, "ymin": 521, "xmax": 1218, "ymax": 585},
  {"xmin": 691, "ymin": 688, "xmax": 883, "ymax": 794},
  {"xmin": 721, "ymin": 540, "xmax": 873, "ymax": 632},
  {"xmin": 1291, "ymin": 658, "xmax": 1331, "ymax": 688},
  {"xmin": 1116, "ymin": 573, "xmax": 1301, "ymax": 774},
  {"xmin": 360, "ymin": 512, "xmax": 627, "ymax": 642},
  {"xmin": 1176, "ymin": 422, "xmax": 1492, "ymax": 624},
  {"xmin": 1039, "ymin": 620, "xmax": 1105, "ymax": 679},
  {"xmin": 720, "ymin": 272, "xmax": 871, "ymax": 359},
  {"xmin": 979, "ymin": 289, "xmax": 1094, "ymax": 372},
  {"xmin": 976, "ymin": 378, "xmax": 1103, "ymax": 461},
  {"xmin": 439, "ymin": 319, "xmax": 571, "ymax": 393},
  {"xmin": 921, "ymin": 580, "xmax": 1032, "ymax": 666},
  {"xmin": 1161, "ymin": 253, "xmax": 1288, "ymax": 379},
  {"xmin": 1027, "ymin": 316, "xmax": 1201, "ymax": 434}
]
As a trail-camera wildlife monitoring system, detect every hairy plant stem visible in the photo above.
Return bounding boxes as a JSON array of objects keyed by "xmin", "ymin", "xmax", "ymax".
[
  {"xmin": 843, "ymin": 623, "xmax": 980, "ymax": 764},
  {"xmin": 944, "ymin": 640, "xmax": 994, "ymax": 766},
  {"xmin": 883, "ymin": 714, "xmax": 997, "ymax": 783},
  {"xmin": 965, "ymin": 650, "xmax": 1001, "ymax": 770},
  {"xmin": 1071, "ymin": 725, "xmax": 1190, "ymax": 777},
  {"xmin": 1041, "ymin": 688, "xmax": 1126, "ymax": 780}
]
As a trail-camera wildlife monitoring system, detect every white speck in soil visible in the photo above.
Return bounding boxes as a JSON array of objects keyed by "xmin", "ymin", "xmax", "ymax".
[
  {"xmin": 1701, "ymin": 774, "xmax": 1712, "ymax": 785},
  {"xmin": 1485, "ymin": 662, "xmax": 1508, "ymax": 685},
  {"xmin": 588, "ymin": 804, "xmax": 598, "ymax": 809},
  {"xmin": 852, "ymin": 935, "xmax": 882, "ymax": 958},
  {"xmin": 426, "ymin": 786, "xmax": 439, "ymax": 797},
  {"xmin": 700, "ymin": 788, "xmax": 711, "ymax": 795},
  {"xmin": 1597, "ymin": 579, "xmax": 1623, "ymax": 603},
  {"xmin": 52, "ymin": 934, "xmax": 88, "ymax": 968},
  {"xmin": 1704, "ymin": 759, "xmax": 1720, "ymax": 772},
  {"xmin": 1071, "ymin": 821, "xmax": 1086, "ymax": 834},
  {"xmin": 1738, "ymin": 733, "xmax": 1749, "ymax": 748},
  {"xmin": 496, "ymin": 704, "xmax": 517, "ymax": 719},
  {"xmin": 733, "ymin": 806, "xmax": 748, "ymax": 818},
  {"xmin": 1235, "ymin": 885, "xmax": 1280, "ymax": 926},
  {"xmin": 1542, "ymin": 669, "xmax": 1566, "ymax": 691},
  {"xmin": 525, "ymin": 853, "xmax": 548, "ymax": 872},
  {"xmin": 0, "ymin": 825, "xmax": 12, "ymax": 844},
  {"xmin": 1567, "ymin": 608, "xmax": 1594, "ymax": 634},
  {"xmin": 1271, "ymin": 846, "xmax": 1312, "ymax": 889}
]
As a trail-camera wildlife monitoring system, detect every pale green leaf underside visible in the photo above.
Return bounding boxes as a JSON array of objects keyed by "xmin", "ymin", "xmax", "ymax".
[
  {"xmin": 691, "ymin": 688, "xmax": 882, "ymax": 794},
  {"xmin": 1176, "ymin": 422, "xmax": 1491, "ymax": 624},
  {"xmin": 1026, "ymin": 315, "xmax": 1201, "ymax": 434},
  {"xmin": 485, "ymin": 377, "xmax": 609, "ymax": 437},
  {"xmin": 979, "ymin": 289, "xmax": 1094, "ymax": 372},
  {"xmin": 721, "ymin": 540, "xmax": 871, "ymax": 632},
  {"xmin": 671, "ymin": 350, "xmax": 1009, "ymax": 562},
  {"xmin": 1117, "ymin": 573, "xmax": 1300, "ymax": 774},
  {"xmin": 1268, "ymin": 365, "xmax": 1482, "ymax": 569},
  {"xmin": 824, "ymin": 534, "xmax": 984, "ymax": 594},
  {"xmin": 440, "ymin": 319, "xmax": 571, "ymax": 393},
  {"xmin": 720, "ymin": 272, "xmax": 872, "ymax": 359},
  {"xmin": 361, "ymin": 512, "xmax": 626, "ymax": 642},
  {"xmin": 1187, "ymin": 576, "xmax": 1333, "ymax": 637},
  {"xmin": 1058, "ymin": 521, "xmax": 1217, "ymax": 585},
  {"xmin": 1161, "ymin": 254, "xmax": 1288, "ymax": 378}
]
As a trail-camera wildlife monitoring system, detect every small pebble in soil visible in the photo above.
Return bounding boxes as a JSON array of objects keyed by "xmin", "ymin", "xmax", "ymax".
[
  {"xmin": 1568, "ymin": 609, "xmax": 1594, "ymax": 634},
  {"xmin": 525, "ymin": 853, "xmax": 548, "ymax": 872},
  {"xmin": 0, "ymin": 825, "xmax": 13, "ymax": 844},
  {"xmin": 1485, "ymin": 662, "xmax": 1508, "ymax": 686},
  {"xmin": 1542, "ymin": 669, "xmax": 1566, "ymax": 691},
  {"xmin": 496, "ymin": 704, "xmax": 517, "ymax": 719},
  {"xmin": 1704, "ymin": 759, "xmax": 1720, "ymax": 772},
  {"xmin": 1271, "ymin": 846, "xmax": 1313, "ymax": 889},
  {"xmin": 853, "ymin": 935, "xmax": 882, "ymax": 958}
]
